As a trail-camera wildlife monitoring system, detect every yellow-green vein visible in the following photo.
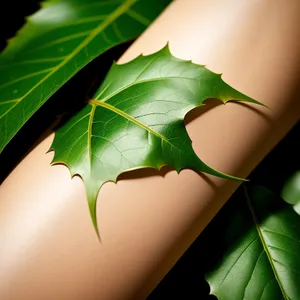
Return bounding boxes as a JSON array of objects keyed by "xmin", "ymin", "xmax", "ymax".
[
  {"xmin": 89, "ymin": 99, "xmax": 168, "ymax": 143},
  {"xmin": 244, "ymin": 185, "xmax": 289, "ymax": 300},
  {"xmin": 0, "ymin": 0, "xmax": 136, "ymax": 121},
  {"xmin": 126, "ymin": 8, "xmax": 151, "ymax": 26},
  {"xmin": 88, "ymin": 104, "xmax": 96, "ymax": 168}
]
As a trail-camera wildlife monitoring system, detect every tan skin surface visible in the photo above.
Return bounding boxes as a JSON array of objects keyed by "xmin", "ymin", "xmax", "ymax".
[{"xmin": 1, "ymin": 0, "xmax": 300, "ymax": 299}]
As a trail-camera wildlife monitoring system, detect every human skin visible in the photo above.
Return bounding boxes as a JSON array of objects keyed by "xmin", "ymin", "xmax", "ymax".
[{"xmin": 1, "ymin": 0, "xmax": 300, "ymax": 299}]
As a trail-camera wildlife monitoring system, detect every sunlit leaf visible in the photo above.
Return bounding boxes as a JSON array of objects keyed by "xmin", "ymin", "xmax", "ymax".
[
  {"xmin": 51, "ymin": 46, "xmax": 260, "ymax": 234},
  {"xmin": 0, "ymin": 0, "xmax": 171, "ymax": 152},
  {"xmin": 281, "ymin": 171, "xmax": 300, "ymax": 215}
]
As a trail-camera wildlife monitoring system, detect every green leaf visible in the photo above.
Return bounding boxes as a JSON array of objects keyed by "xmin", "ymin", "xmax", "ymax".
[
  {"xmin": 0, "ymin": 0, "xmax": 171, "ymax": 153},
  {"xmin": 50, "ymin": 45, "xmax": 260, "ymax": 235},
  {"xmin": 206, "ymin": 185, "xmax": 300, "ymax": 300},
  {"xmin": 281, "ymin": 171, "xmax": 300, "ymax": 215}
]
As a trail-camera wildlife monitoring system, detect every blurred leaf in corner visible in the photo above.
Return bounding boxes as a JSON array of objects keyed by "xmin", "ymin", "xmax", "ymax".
[
  {"xmin": 206, "ymin": 184, "xmax": 300, "ymax": 300},
  {"xmin": 281, "ymin": 170, "xmax": 300, "ymax": 215}
]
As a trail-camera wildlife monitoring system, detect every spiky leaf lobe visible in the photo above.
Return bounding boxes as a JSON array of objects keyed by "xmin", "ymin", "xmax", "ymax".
[{"xmin": 51, "ymin": 46, "xmax": 260, "ymax": 233}]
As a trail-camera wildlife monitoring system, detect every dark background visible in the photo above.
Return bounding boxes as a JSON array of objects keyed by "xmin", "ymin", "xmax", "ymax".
[{"xmin": 0, "ymin": 1, "xmax": 299, "ymax": 299}]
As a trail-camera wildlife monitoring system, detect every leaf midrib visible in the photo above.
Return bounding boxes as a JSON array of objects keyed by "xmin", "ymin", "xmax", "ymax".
[
  {"xmin": 88, "ymin": 105, "xmax": 96, "ymax": 168},
  {"xmin": 89, "ymin": 99, "xmax": 168, "ymax": 142},
  {"xmin": 0, "ymin": 0, "xmax": 136, "ymax": 134},
  {"xmin": 245, "ymin": 186, "xmax": 289, "ymax": 300},
  {"xmin": 89, "ymin": 99, "xmax": 187, "ymax": 158},
  {"xmin": 89, "ymin": 75, "xmax": 205, "ymax": 155}
]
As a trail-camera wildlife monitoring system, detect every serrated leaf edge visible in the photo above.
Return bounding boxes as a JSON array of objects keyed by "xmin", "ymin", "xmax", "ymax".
[{"xmin": 50, "ymin": 44, "xmax": 265, "ymax": 237}]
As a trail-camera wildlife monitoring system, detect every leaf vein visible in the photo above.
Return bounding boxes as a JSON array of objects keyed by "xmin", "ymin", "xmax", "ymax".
[
  {"xmin": 0, "ymin": 68, "xmax": 53, "ymax": 91},
  {"xmin": 23, "ymin": 31, "xmax": 92, "ymax": 55},
  {"xmin": 218, "ymin": 237, "xmax": 258, "ymax": 287},
  {"xmin": 126, "ymin": 8, "xmax": 151, "ymax": 26},
  {"xmin": 245, "ymin": 186, "xmax": 289, "ymax": 300},
  {"xmin": 89, "ymin": 99, "xmax": 168, "ymax": 142},
  {"xmin": 96, "ymin": 76, "xmax": 201, "ymax": 103},
  {"xmin": 268, "ymin": 245, "xmax": 300, "ymax": 259},
  {"xmin": 241, "ymin": 250, "xmax": 265, "ymax": 300},
  {"xmin": 88, "ymin": 104, "xmax": 96, "ymax": 169},
  {"xmin": 3, "ymin": 0, "xmax": 136, "ymax": 127},
  {"xmin": 273, "ymin": 259, "xmax": 300, "ymax": 276},
  {"xmin": 60, "ymin": 112, "xmax": 91, "ymax": 137},
  {"xmin": 261, "ymin": 229, "xmax": 300, "ymax": 243}
]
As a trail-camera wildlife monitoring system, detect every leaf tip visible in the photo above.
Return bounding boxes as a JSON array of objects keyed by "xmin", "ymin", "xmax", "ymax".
[
  {"xmin": 175, "ymin": 166, "xmax": 182, "ymax": 174},
  {"xmin": 46, "ymin": 144, "xmax": 54, "ymax": 155},
  {"xmin": 91, "ymin": 212, "xmax": 101, "ymax": 241},
  {"xmin": 228, "ymin": 96, "xmax": 267, "ymax": 108},
  {"xmin": 85, "ymin": 180, "xmax": 102, "ymax": 240},
  {"xmin": 162, "ymin": 42, "xmax": 172, "ymax": 55},
  {"xmin": 200, "ymin": 160, "xmax": 246, "ymax": 182}
]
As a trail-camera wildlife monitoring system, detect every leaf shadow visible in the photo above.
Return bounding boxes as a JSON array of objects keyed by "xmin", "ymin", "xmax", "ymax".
[
  {"xmin": 123, "ymin": 96, "xmax": 270, "ymax": 190},
  {"xmin": 117, "ymin": 99, "xmax": 222, "ymax": 188},
  {"xmin": 148, "ymin": 183, "xmax": 285, "ymax": 300},
  {"xmin": 185, "ymin": 97, "xmax": 272, "ymax": 126},
  {"xmin": 117, "ymin": 165, "xmax": 216, "ymax": 190},
  {"xmin": 185, "ymin": 98, "xmax": 221, "ymax": 125},
  {"xmin": 234, "ymin": 102, "xmax": 272, "ymax": 122},
  {"xmin": 150, "ymin": 123, "xmax": 300, "ymax": 298}
]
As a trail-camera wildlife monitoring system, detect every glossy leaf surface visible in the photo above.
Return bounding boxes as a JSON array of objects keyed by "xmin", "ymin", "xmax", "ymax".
[
  {"xmin": 281, "ymin": 171, "xmax": 300, "ymax": 215},
  {"xmin": 206, "ymin": 185, "xmax": 300, "ymax": 300},
  {"xmin": 51, "ymin": 46, "xmax": 259, "ymax": 233},
  {"xmin": 0, "ymin": 0, "xmax": 171, "ymax": 152}
]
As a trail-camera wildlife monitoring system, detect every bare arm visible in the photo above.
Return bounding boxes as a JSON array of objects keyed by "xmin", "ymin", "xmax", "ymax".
[{"xmin": 1, "ymin": 0, "xmax": 300, "ymax": 299}]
